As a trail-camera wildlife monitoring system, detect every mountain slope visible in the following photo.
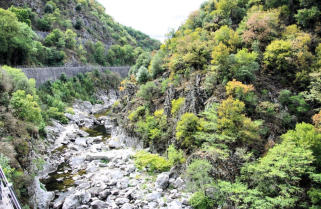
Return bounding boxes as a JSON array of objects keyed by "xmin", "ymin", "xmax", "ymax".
[
  {"xmin": 1, "ymin": 0, "xmax": 160, "ymax": 66},
  {"xmin": 117, "ymin": 0, "xmax": 321, "ymax": 208}
]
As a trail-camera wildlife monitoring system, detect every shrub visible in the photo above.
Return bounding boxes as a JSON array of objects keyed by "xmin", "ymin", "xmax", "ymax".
[
  {"xmin": 189, "ymin": 191, "xmax": 214, "ymax": 209},
  {"xmin": 45, "ymin": 29, "xmax": 66, "ymax": 49},
  {"xmin": 256, "ymin": 101, "xmax": 278, "ymax": 117},
  {"xmin": 129, "ymin": 108, "xmax": 146, "ymax": 123},
  {"xmin": 136, "ymin": 66, "xmax": 150, "ymax": 84},
  {"xmin": 171, "ymin": 97, "xmax": 185, "ymax": 116},
  {"xmin": 137, "ymin": 81, "xmax": 159, "ymax": 101},
  {"xmin": 167, "ymin": 145, "xmax": 185, "ymax": 165},
  {"xmin": 65, "ymin": 29, "xmax": 77, "ymax": 49},
  {"xmin": 10, "ymin": 90, "xmax": 43, "ymax": 126},
  {"xmin": 278, "ymin": 90, "xmax": 309, "ymax": 117},
  {"xmin": 0, "ymin": 154, "xmax": 15, "ymax": 182},
  {"xmin": 176, "ymin": 113, "xmax": 203, "ymax": 149},
  {"xmin": 150, "ymin": 50, "xmax": 165, "ymax": 78},
  {"xmin": 186, "ymin": 159, "xmax": 213, "ymax": 191},
  {"xmin": 74, "ymin": 18, "xmax": 83, "ymax": 30},
  {"xmin": 134, "ymin": 151, "xmax": 171, "ymax": 173},
  {"xmin": 44, "ymin": 1, "xmax": 56, "ymax": 13},
  {"xmin": 47, "ymin": 107, "xmax": 68, "ymax": 124},
  {"xmin": 242, "ymin": 10, "xmax": 280, "ymax": 48}
]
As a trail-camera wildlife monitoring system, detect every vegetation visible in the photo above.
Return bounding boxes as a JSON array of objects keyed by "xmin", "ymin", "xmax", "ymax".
[
  {"xmin": 0, "ymin": 1, "xmax": 160, "ymax": 66},
  {"xmin": 120, "ymin": 0, "xmax": 321, "ymax": 208}
]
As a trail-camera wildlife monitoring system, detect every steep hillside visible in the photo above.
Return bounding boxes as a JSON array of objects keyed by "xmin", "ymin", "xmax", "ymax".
[
  {"xmin": 117, "ymin": 0, "xmax": 321, "ymax": 208},
  {"xmin": 0, "ymin": 0, "xmax": 160, "ymax": 66}
]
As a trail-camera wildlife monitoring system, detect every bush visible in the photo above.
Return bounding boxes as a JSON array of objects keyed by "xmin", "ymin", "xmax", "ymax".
[
  {"xmin": 36, "ymin": 16, "xmax": 52, "ymax": 31},
  {"xmin": 150, "ymin": 50, "xmax": 165, "ymax": 78},
  {"xmin": 128, "ymin": 106, "xmax": 146, "ymax": 121},
  {"xmin": 176, "ymin": 113, "xmax": 203, "ymax": 149},
  {"xmin": 47, "ymin": 107, "xmax": 68, "ymax": 124},
  {"xmin": 167, "ymin": 145, "xmax": 185, "ymax": 165},
  {"xmin": 65, "ymin": 29, "xmax": 77, "ymax": 49},
  {"xmin": 45, "ymin": 29, "xmax": 66, "ymax": 49},
  {"xmin": 0, "ymin": 154, "xmax": 15, "ymax": 182},
  {"xmin": 134, "ymin": 151, "xmax": 171, "ymax": 173},
  {"xmin": 137, "ymin": 81, "xmax": 159, "ymax": 101},
  {"xmin": 189, "ymin": 191, "xmax": 214, "ymax": 209},
  {"xmin": 278, "ymin": 90, "xmax": 310, "ymax": 117},
  {"xmin": 136, "ymin": 66, "xmax": 150, "ymax": 84},
  {"xmin": 171, "ymin": 97, "xmax": 185, "ymax": 116},
  {"xmin": 10, "ymin": 90, "xmax": 43, "ymax": 126},
  {"xmin": 186, "ymin": 159, "xmax": 213, "ymax": 191}
]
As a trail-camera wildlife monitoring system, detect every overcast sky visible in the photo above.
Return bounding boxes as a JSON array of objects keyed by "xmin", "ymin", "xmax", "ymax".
[{"xmin": 97, "ymin": 0, "xmax": 206, "ymax": 42}]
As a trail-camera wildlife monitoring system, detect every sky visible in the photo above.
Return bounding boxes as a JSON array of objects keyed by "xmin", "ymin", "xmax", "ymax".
[{"xmin": 97, "ymin": 0, "xmax": 206, "ymax": 42}]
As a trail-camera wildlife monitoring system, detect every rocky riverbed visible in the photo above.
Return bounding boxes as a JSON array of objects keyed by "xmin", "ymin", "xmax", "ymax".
[{"xmin": 33, "ymin": 90, "xmax": 191, "ymax": 209}]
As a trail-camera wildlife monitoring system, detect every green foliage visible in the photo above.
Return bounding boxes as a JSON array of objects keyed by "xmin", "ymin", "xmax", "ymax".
[
  {"xmin": 281, "ymin": 122, "xmax": 321, "ymax": 169},
  {"xmin": 171, "ymin": 97, "xmax": 185, "ymax": 116},
  {"xmin": 134, "ymin": 150, "xmax": 171, "ymax": 173},
  {"xmin": 176, "ymin": 113, "xmax": 203, "ymax": 149},
  {"xmin": 106, "ymin": 44, "xmax": 135, "ymax": 66},
  {"xmin": 10, "ymin": 90, "xmax": 43, "ymax": 126},
  {"xmin": 264, "ymin": 39, "xmax": 292, "ymax": 72},
  {"xmin": 167, "ymin": 145, "xmax": 185, "ymax": 165},
  {"xmin": 47, "ymin": 107, "xmax": 68, "ymax": 124},
  {"xmin": 295, "ymin": 7, "xmax": 320, "ymax": 28},
  {"xmin": 137, "ymin": 81, "xmax": 159, "ymax": 101},
  {"xmin": 217, "ymin": 97, "xmax": 261, "ymax": 146},
  {"xmin": 0, "ymin": 154, "xmax": 15, "ymax": 182},
  {"xmin": 9, "ymin": 6, "xmax": 34, "ymax": 26},
  {"xmin": 135, "ymin": 109, "xmax": 168, "ymax": 144},
  {"xmin": 64, "ymin": 29, "xmax": 77, "ymax": 49},
  {"xmin": 150, "ymin": 50, "xmax": 165, "ymax": 78},
  {"xmin": 189, "ymin": 191, "xmax": 214, "ymax": 209},
  {"xmin": 186, "ymin": 159, "xmax": 213, "ymax": 191},
  {"xmin": 44, "ymin": 1, "xmax": 57, "ymax": 13},
  {"xmin": 136, "ymin": 66, "xmax": 150, "ymax": 84},
  {"xmin": 128, "ymin": 106, "xmax": 146, "ymax": 122},
  {"xmin": 1, "ymin": 66, "xmax": 36, "ymax": 95},
  {"xmin": 239, "ymin": 140, "xmax": 315, "ymax": 208},
  {"xmin": 45, "ymin": 29, "xmax": 66, "ymax": 49},
  {"xmin": 279, "ymin": 90, "xmax": 310, "ymax": 117},
  {"xmin": 93, "ymin": 41, "xmax": 106, "ymax": 65},
  {"xmin": 0, "ymin": 8, "xmax": 37, "ymax": 65}
]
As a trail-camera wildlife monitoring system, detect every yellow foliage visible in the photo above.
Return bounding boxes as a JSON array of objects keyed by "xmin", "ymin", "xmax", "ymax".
[{"xmin": 226, "ymin": 79, "xmax": 255, "ymax": 96}]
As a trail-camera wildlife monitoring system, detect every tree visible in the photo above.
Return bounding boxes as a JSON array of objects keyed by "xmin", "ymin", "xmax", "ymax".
[{"xmin": 0, "ymin": 9, "xmax": 36, "ymax": 65}]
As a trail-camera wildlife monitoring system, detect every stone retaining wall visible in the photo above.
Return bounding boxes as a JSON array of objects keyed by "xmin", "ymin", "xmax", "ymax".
[{"xmin": 21, "ymin": 66, "xmax": 130, "ymax": 87}]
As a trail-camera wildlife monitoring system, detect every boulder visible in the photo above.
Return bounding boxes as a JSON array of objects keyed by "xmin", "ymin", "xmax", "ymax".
[
  {"xmin": 91, "ymin": 199, "xmax": 108, "ymax": 209},
  {"xmin": 155, "ymin": 172, "xmax": 169, "ymax": 189}
]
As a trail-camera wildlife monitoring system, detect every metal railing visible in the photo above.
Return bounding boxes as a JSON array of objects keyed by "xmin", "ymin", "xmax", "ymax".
[{"xmin": 0, "ymin": 166, "xmax": 22, "ymax": 209}]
